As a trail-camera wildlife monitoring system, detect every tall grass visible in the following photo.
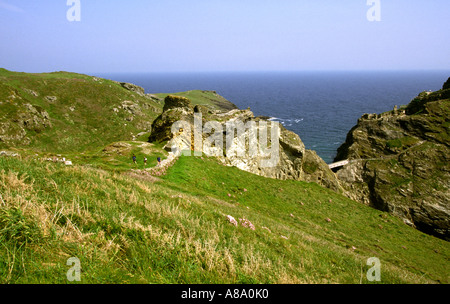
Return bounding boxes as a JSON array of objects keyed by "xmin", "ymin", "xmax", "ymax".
[{"xmin": 0, "ymin": 155, "xmax": 448, "ymax": 284}]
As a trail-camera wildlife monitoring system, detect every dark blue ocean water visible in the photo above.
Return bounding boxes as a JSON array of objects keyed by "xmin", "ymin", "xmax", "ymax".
[{"xmin": 97, "ymin": 71, "xmax": 449, "ymax": 163}]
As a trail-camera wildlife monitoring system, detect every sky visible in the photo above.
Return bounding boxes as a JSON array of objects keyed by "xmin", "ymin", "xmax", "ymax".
[{"xmin": 0, "ymin": 0, "xmax": 449, "ymax": 73}]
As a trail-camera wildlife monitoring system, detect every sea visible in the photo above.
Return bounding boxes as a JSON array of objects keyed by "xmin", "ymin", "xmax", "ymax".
[{"xmin": 96, "ymin": 71, "xmax": 449, "ymax": 164}]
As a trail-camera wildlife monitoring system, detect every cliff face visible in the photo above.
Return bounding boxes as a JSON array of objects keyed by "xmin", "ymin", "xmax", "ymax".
[
  {"xmin": 334, "ymin": 79, "xmax": 450, "ymax": 240},
  {"xmin": 149, "ymin": 95, "xmax": 342, "ymax": 192}
]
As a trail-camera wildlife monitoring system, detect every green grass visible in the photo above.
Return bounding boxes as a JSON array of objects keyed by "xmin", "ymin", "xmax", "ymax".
[
  {"xmin": 386, "ymin": 136, "xmax": 420, "ymax": 149},
  {"xmin": 386, "ymin": 139, "xmax": 402, "ymax": 149},
  {"xmin": 0, "ymin": 69, "xmax": 162, "ymax": 153},
  {"xmin": 0, "ymin": 70, "xmax": 240, "ymax": 156},
  {"xmin": 154, "ymin": 90, "xmax": 238, "ymax": 112},
  {"xmin": 1, "ymin": 68, "xmax": 448, "ymax": 284},
  {"xmin": 0, "ymin": 154, "xmax": 448, "ymax": 284},
  {"xmin": 66, "ymin": 141, "xmax": 169, "ymax": 172}
]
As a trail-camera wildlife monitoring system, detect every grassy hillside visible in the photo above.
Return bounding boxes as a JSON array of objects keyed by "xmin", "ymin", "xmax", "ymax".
[
  {"xmin": 0, "ymin": 68, "xmax": 162, "ymax": 153},
  {"xmin": 0, "ymin": 69, "xmax": 448, "ymax": 284},
  {"xmin": 0, "ymin": 69, "xmax": 235, "ymax": 154},
  {"xmin": 0, "ymin": 153, "xmax": 448, "ymax": 284}
]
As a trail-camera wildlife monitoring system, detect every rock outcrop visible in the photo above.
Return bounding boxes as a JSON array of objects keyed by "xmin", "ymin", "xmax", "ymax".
[
  {"xmin": 0, "ymin": 101, "xmax": 52, "ymax": 146},
  {"xmin": 334, "ymin": 81, "xmax": 450, "ymax": 240},
  {"xmin": 117, "ymin": 82, "xmax": 146, "ymax": 96},
  {"xmin": 443, "ymin": 77, "xmax": 450, "ymax": 90},
  {"xmin": 149, "ymin": 95, "xmax": 342, "ymax": 192}
]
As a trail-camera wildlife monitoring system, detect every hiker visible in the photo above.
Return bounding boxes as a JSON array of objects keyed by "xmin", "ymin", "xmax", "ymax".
[
  {"xmin": 144, "ymin": 157, "xmax": 147, "ymax": 166},
  {"xmin": 132, "ymin": 154, "xmax": 137, "ymax": 164},
  {"xmin": 157, "ymin": 157, "xmax": 161, "ymax": 166}
]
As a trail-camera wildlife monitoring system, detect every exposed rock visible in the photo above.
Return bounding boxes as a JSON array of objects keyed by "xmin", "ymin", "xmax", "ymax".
[
  {"xmin": 149, "ymin": 95, "xmax": 342, "ymax": 192},
  {"xmin": 24, "ymin": 89, "xmax": 39, "ymax": 97},
  {"xmin": 119, "ymin": 82, "xmax": 145, "ymax": 96},
  {"xmin": 226, "ymin": 215, "xmax": 238, "ymax": 227},
  {"xmin": 302, "ymin": 150, "xmax": 342, "ymax": 193},
  {"xmin": 121, "ymin": 100, "xmax": 141, "ymax": 115},
  {"xmin": 162, "ymin": 95, "xmax": 193, "ymax": 112},
  {"xmin": 0, "ymin": 121, "xmax": 28, "ymax": 145},
  {"xmin": 194, "ymin": 104, "xmax": 211, "ymax": 116},
  {"xmin": 18, "ymin": 103, "xmax": 52, "ymax": 132},
  {"xmin": 443, "ymin": 77, "xmax": 450, "ymax": 90},
  {"xmin": 0, "ymin": 103, "xmax": 52, "ymax": 146},
  {"xmin": 148, "ymin": 96, "xmax": 193, "ymax": 143},
  {"xmin": 45, "ymin": 96, "xmax": 58, "ymax": 103},
  {"xmin": 146, "ymin": 94, "xmax": 163, "ymax": 102},
  {"xmin": 334, "ymin": 80, "xmax": 450, "ymax": 240}
]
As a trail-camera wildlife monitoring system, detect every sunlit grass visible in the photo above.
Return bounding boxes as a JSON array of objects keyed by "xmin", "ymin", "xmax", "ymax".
[{"xmin": 0, "ymin": 154, "xmax": 448, "ymax": 284}]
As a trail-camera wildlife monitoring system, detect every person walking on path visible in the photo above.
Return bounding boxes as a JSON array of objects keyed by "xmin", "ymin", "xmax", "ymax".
[
  {"xmin": 157, "ymin": 157, "xmax": 161, "ymax": 166},
  {"xmin": 144, "ymin": 157, "xmax": 147, "ymax": 167},
  {"xmin": 132, "ymin": 154, "xmax": 137, "ymax": 165}
]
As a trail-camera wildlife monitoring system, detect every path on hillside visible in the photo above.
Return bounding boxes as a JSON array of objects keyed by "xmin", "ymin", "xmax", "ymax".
[
  {"xmin": 144, "ymin": 152, "xmax": 179, "ymax": 176},
  {"xmin": 329, "ymin": 140, "xmax": 426, "ymax": 169}
]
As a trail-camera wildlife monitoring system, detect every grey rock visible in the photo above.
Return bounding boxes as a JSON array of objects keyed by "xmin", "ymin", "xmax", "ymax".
[
  {"xmin": 119, "ymin": 82, "xmax": 145, "ymax": 96},
  {"xmin": 45, "ymin": 96, "xmax": 58, "ymax": 103},
  {"xmin": 334, "ymin": 83, "xmax": 450, "ymax": 240},
  {"xmin": 149, "ymin": 95, "xmax": 342, "ymax": 192}
]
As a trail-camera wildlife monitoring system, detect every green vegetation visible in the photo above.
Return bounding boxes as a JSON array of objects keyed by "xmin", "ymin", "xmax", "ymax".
[
  {"xmin": 386, "ymin": 136, "xmax": 420, "ymax": 150},
  {"xmin": 0, "ymin": 153, "xmax": 448, "ymax": 284},
  {"xmin": 66, "ymin": 141, "xmax": 168, "ymax": 172},
  {"xmin": 0, "ymin": 69, "xmax": 162, "ymax": 153},
  {"xmin": 154, "ymin": 90, "xmax": 238, "ymax": 112},
  {"xmin": 443, "ymin": 77, "xmax": 450, "ymax": 90},
  {"xmin": 386, "ymin": 139, "xmax": 402, "ymax": 149},
  {"xmin": 406, "ymin": 88, "xmax": 450, "ymax": 115},
  {"xmin": 0, "ymin": 69, "xmax": 238, "ymax": 155},
  {"xmin": 0, "ymin": 69, "xmax": 448, "ymax": 284}
]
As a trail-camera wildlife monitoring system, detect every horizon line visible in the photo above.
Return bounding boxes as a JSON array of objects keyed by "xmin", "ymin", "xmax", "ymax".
[{"xmin": 2, "ymin": 67, "xmax": 450, "ymax": 75}]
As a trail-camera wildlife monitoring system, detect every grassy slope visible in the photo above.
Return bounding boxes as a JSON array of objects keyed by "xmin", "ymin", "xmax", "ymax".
[
  {"xmin": 0, "ymin": 69, "xmax": 237, "ymax": 156},
  {"xmin": 0, "ymin": 69, "xmax": 448, "ymax": 284},
  {"xmin": 0, "ymin": 154, "xmax": 448, "ymax": 284},
  {"xmin": 0, "ymin": 68, "xmax": 162, "ymax": 153}
]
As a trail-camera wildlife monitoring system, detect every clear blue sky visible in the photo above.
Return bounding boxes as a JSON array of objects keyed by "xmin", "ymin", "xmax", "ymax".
[{"xmin": 1, "ymin": 0, "xmax": 449, "ymax": 73}]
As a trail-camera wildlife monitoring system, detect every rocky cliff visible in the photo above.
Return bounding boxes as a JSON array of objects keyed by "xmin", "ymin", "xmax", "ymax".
[
  {"xmin": 149, "ymin": 95, "xmax": 342, "ymax": 192},
  {"xmin": 334, "ymin": 78, "xmax": 450, "ymax": 240}
]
